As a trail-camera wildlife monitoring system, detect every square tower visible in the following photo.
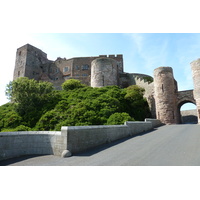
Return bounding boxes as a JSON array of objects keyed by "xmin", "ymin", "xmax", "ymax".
[{"xmin": 13, "ymin": 44, "xmax": 48, "ymax": 81}]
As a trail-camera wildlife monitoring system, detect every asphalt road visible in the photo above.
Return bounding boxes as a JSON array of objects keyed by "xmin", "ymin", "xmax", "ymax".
[{"xmin": 1, "ymin": 124, "xmax": 200, "ymax": 166}]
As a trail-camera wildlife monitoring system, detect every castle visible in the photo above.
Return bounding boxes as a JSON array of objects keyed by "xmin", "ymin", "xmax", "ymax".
[{"xmin": 13, "ymin": 44, "xmax": 200, "ymax": 125}]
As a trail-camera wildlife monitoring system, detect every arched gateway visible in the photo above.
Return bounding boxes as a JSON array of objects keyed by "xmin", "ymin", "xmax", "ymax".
[
  {"xmin": 153, "ymin": 59, "xmax": 200, "ymax": 124},
  {"xmin": 177, "ymin": 90, "xmax": 197, "ymax": 124}
]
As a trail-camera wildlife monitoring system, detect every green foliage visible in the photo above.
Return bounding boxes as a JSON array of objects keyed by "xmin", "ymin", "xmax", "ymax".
[
  {"xmin": 1, "ymin": 78, "xmax": 151, "ymax": 132},
  {"xmin": 62, "ymin": 79, "xmax": 85, "ymax": 91},
  {"xmin": 142, "ymin": 76, "xmax": 154, "ymax": 83},
  {"xmin": 124, "ymin": 85, "xmax": 151, "ymax": 121},
  {"xmin": 0, "ymin": 103, "xmax": 22, "ymax": 131},
  {"xmin": 6, "ymin": 77, "xmax": 58, "ymax": 127},
  {"xmin": 2, "ymin": 125, "xmax": 31, "ymax": 132},
  {"xmin": 107, "ymin": 112, "xmax": 134, "ymax": 125}
]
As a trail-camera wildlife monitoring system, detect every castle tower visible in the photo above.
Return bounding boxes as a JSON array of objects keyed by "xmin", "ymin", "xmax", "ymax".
[
  {"xmin": 191, "ymin": 59, "xmax": 200, "ymax": 124},
  {"xmin": 13, "ymin": 44, "xmax": 48, "ymax": 81},
  {"xmin": 153, "ymin": 67, "xmax": 178, "ymax": 124},
  {"xmin": 91, "ymin": 57, "xmax": 119, "ymax": 87}
]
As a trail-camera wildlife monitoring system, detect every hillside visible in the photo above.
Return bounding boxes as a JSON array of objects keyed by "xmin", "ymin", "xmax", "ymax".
[{"xmin": 0, "ymin": 78, "xmax": 151, "ymax": 132}]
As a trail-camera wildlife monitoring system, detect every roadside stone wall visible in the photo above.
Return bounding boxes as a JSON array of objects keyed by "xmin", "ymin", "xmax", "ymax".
[
  {"xmin": 0, "ymin": 119, "xmax": 161, "ymax": 160},
  {"xmin": 0, "ymin": 131, "xmax": 64, "ymax": 161},
  {"xmin": 61, "ymin": 120, "xmax": 161, "ymax": 155}
]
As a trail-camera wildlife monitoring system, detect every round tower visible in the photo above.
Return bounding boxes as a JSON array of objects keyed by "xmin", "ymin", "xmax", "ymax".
[
  {"xmin": 191, "ymin": 59, "xmax": 200, "ymax": 124},
  {"xmin": 91, "ymin": 57, "xmax": 119, "ymax": 87},
  {"xmin": 153, "ymin": 67, "xmax": 178, "ymax": 124}
]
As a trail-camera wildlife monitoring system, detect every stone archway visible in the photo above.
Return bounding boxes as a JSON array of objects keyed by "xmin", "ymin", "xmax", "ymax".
[{"xmin": 177, "ymin": 90, "xmax": 197, "ymax": 124}]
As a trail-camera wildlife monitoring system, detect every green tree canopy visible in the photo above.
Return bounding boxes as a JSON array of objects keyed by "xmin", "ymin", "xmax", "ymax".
[
  {"xmin": 5, "ymin": 77, "xmax": 58, "ymax": 127},
  {"xmin": 1, "ymin": 79, "xmax": 151, "ymax": 131}
]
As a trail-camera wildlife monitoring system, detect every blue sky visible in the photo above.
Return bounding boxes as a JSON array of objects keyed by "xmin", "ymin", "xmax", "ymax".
[{"xmin": 1, "ymin": 33, "xmax": 200, "ymax": 110}]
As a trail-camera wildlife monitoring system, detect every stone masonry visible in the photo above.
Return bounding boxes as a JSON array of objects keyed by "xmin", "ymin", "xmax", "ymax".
[{"xmin": 13, "ymin": 44, "xmax": 200, "ymax": 124}]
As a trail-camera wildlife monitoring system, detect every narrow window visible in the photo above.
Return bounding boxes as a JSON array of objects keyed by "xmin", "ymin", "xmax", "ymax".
[
  {"xmin": 162, "ymin": 84, "xmax": 164, "ymax": 93},
  {"xmin": 63, "ymin": 67, "xmax": 69, "ymax": 72},
  {"xmin": 82, "ymin": 64, "xmax": 89, "ymax": 70},
  {"xmin": 172, "ymin": 111, "xmax": 175, "ymax": 119},
  {"xmin": 19, "ymin": 51, "xmax": 21, "ymax": 56},
  {"xmin": 18, "ymin": 71, "xmax": 20, "ymax": 77},
  {"xmin": 75, "ymin": 65, "xmax": 79, "ymax": 70}
]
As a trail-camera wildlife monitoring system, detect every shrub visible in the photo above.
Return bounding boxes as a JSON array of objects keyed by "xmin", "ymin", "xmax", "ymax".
[
  {"xmin": 62, "ymin": 79, "xmax": 85, "ymax": 91},
  {"xmin": 107, "ymin": 112, "xmax": 134, "ymax": 125}
]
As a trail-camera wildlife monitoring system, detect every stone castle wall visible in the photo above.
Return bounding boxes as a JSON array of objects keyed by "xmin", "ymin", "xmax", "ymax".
[
  {"xmin": 191, "ymin": 59, "xmax": 200, "ymax": 123},
  {"xmin": 153, "ymin": 67, "xmax": 179, "ymax": 124},
  {"xmin": 13, "ymin": 44, "xmax": 200, "ymax": 124},
  {"xmin": 13, "ymin": 44, "xmax": 124, "ymax": 89}
]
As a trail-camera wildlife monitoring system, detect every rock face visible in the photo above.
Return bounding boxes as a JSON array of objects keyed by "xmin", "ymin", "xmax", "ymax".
[{"xmin": 153, "ymin": 67, "xmax": 179, "ymax": 124}]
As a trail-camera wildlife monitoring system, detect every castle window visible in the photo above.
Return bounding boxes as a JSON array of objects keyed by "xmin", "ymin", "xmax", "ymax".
[
  {"xmin": 75, "ymin": 65, "xmax": 80, "ymax": 70},
  {"xmin": 162, "ymin": 84, "xmax": 164, "ymax": 93},
  {"xmin": 82, "ymin": 74, "xmax": 88, "ymax": 77},
  {"xmin": 63, "ymin": 67, "xmax": 69, "ymax": 72},
  {"xmin": 82, "ymin": 64, "xmax": 89, "ymax": 70},
  {"xmin": 18, "ymin": 71, "xmax": 20, "ymax": 77},
  {"xmin": 19, "ymin": 51, "xmax": 21, "ymax": 56}
]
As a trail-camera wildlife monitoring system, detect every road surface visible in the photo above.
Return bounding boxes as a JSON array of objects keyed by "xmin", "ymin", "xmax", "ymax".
[{"xmin": 1, "ymin": 124, "xmax": 200, "ymax": 166}]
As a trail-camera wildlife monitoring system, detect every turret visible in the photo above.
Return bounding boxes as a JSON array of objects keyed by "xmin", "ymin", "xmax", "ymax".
[
  {"xmin": 191, "ymin": 59, "xmax": 200, "ymax": 124},
  {"xmin": 153, "ymin": 67, "xmax": 178, "ymax": 124},
  {"xmin": 91, "ymin": 57, "xmax": 119, "ymax": 87}
]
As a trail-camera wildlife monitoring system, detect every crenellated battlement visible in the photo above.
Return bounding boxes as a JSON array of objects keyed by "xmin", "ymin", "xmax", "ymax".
[{"xmin": 99, "ymin": 54, "xmax": 123, "ymax": 58}]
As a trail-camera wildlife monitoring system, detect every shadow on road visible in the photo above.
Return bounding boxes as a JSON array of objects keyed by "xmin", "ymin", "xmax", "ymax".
[
  {"xmin": 73, "ymin": 128, "xmax": 159, "ymax": 157},
  {"xmin": 0, "ymin": 155, "xmax": 43, "ymax": 166}
]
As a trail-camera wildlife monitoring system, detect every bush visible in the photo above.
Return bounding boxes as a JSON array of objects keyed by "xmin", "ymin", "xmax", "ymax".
[
  {"xmin": 62, "ymin": 79, "xmax": 85, "ymax": 91},
  {"xmin": 1, "ymin": 125, "xmax": 31, "ymax": 132},
  {"xmin": 107, "ymin": 112, "xmax": 134, "ymax": 125}
]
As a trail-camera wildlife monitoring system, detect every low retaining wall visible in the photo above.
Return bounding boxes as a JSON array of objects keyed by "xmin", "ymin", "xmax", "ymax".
[
  {"xmin": 145, "ymin": 118, "xmax": 163, "ymax": 127},
  {"xmin": 0, "ymin": 131, "xmax": 64, "ymax": 161},
  {"xmin": 0, "ymin": 119, "xmax": 162, "ymax": 161},
  {"xmin": 61, "ymin": 121, "xmax": 155, "ymax": 155}
]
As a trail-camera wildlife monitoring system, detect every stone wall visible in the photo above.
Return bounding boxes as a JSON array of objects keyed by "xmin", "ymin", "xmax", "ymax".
[
  {"xmin": 153, "ymin": 67, "xmax": 178, "ymax": 124},
  {"xmin": 180, "ymin": 109, "xmax": 198, "ymax": 124},
  {"xmin": 0, "ymin": 131, "xmax": 65, "ymax": 161},
  {"xmin": 61, "ymin": 120, "xmax": 161, "ymax": 155},
  {"xmin": 91, "ymin": 57, "xmax": 119, "ymax": 87},
  {"xmin": 0, "ymin": 119, "xmax": 161, "ymax": 161},
  {"xmin": 13, "ymin": 44, "xmax": 124, "ymax": 88},
  {"xmin": 191, "ymin": 59, "xmax": 200, "ymax": 123}
]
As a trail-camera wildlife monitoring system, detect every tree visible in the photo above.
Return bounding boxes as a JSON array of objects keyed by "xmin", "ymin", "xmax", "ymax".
[
  {"xmin": 124, "ymin": 85, "xmax": 151, "ymax": 121},
  {"xmin": 6, "ymin": 77, "xmax": 56, "ymax": 127}
]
